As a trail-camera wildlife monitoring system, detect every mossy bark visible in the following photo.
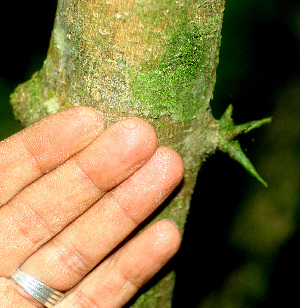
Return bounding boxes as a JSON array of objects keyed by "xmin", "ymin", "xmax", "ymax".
[{"xmin": 11, "ymin": 1, "xmax": 227, "ymax": 306}]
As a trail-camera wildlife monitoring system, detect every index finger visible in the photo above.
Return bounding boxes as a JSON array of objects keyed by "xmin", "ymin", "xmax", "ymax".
[{"xmin": 0, "ymin": 107, "xmax": 105, "ymax": 206}]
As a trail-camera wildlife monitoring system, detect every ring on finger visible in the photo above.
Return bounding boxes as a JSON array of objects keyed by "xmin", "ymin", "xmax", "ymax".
[{"xmin": 11, "ymin": 268, "xmax": 65, "ymax": 307}]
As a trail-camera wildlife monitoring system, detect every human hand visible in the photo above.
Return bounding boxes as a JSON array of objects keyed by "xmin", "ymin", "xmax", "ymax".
[{"xmin": 0, "ymin": 107, "xmax": 184, "ymax": 307}]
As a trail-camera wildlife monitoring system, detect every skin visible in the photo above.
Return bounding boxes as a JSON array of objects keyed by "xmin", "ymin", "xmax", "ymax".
[{"xmin": 0, "ymin": 107, "xmax": 184, "ymax": 307}]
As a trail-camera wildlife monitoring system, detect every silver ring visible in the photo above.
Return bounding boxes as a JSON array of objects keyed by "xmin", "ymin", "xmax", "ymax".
[{"xmin": 11, "ymin": 268, "xmax": 65, "ymax": 307}]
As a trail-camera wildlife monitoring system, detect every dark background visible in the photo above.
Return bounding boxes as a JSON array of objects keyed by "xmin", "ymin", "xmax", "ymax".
[{"xmin": 1, "ymin": 1, "xmax": 299, "ymax": 307}]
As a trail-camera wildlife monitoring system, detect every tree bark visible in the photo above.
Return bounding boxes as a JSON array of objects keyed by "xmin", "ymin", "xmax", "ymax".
[{"xmin": 10, "ymin": 0, "xmax": 268, "ymax": 306}]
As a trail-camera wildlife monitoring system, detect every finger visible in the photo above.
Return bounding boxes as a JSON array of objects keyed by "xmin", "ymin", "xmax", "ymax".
[
  {"xmin": 60, "ymin": 220, "xmax": 181, "ymax": 308},
  {"xmin": 0, "ymin": 277, "xmax": 36, "ymax": 308},
  {"xmin": 0, "ymin": 107, "xmax": 105, "ymax": 206},
  {"xmin": 0, "ymin": 118, "xmax": 157, "ymax": 276},
  {"xmin": 20, "ymin": 146, "xmax": 184, "ymax": 290}
]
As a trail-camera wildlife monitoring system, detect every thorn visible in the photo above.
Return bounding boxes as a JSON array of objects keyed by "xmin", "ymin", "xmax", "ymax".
[
  {"xmin": 217, "ymin": 105, "xmax": 271, "ymax": 187},
  {"xmin": 220, "ymin": 140, "xmax": 268, "ymax": 187},
  {"xmin": 232, "ymin": 117, "xmax": 272, "ymax": 136},
  {"xmin": 220, "ymin": 104, "xmax": 233, "ymax": 121},
  {"xmin": 219, "ymin": 104, "xmax": 234, "ymax": 129}
]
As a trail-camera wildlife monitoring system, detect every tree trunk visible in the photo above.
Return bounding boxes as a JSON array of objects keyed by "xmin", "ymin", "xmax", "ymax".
[{"xmin": 10, "ymin": 0, "xmax": 269, "ymax": 306}]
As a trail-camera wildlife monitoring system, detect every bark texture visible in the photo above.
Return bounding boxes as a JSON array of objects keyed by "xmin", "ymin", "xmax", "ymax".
[{"xmin": 10, "ymin": 0, "xmax": 267, "ymax": 306}]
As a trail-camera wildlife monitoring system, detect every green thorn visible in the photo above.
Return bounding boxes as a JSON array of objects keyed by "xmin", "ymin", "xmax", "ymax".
[
  {"xmin": 220, "ymin": 140, "xmax": 268, "ymax": 187},
  {"xmin": 219, "ymin": 104, "xmax": 272, "ymax": 138},
  {"xmin": 232, "ymin": 117, "xmax": 272, "ymax": 136},
  {"xmin": 219, "ymin": 104, "xmax": 234, "ymax": 129},
  {"xmin": 217, "ymin": 105, "xmax": 271, "ymax": 187}
]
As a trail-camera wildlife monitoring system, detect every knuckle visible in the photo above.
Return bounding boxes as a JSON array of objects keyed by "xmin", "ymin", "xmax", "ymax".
[
  {"xmin": 73, "ymin": 290, "xmax": 101, "ymax": 308},
  {"xmin": 55, "ymin": 239, "xmax": 93, "ymax": 278}
]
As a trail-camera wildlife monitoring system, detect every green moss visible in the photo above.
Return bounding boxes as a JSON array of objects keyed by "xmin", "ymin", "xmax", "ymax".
[
  {"xmin": 129, "ymin": 1, "xmax": 224, "ymax": 122},
  {"xmin": 10, "ymin": 73, "xmax": 43, "ymax": 125},
  {"xmin": 129, "ymin": 271, "xmax": 176, "ymax": 308},
  {"xmin": 130, "ymin": 289, "xmax": 159, "ymax": 308},
  {"xmin": 10, "ymin": 71, "xmax": 61, "ymax": 126},
  {"xmin": 131, "ymin": 19, "xmax": 212, "ymax": 121}
]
